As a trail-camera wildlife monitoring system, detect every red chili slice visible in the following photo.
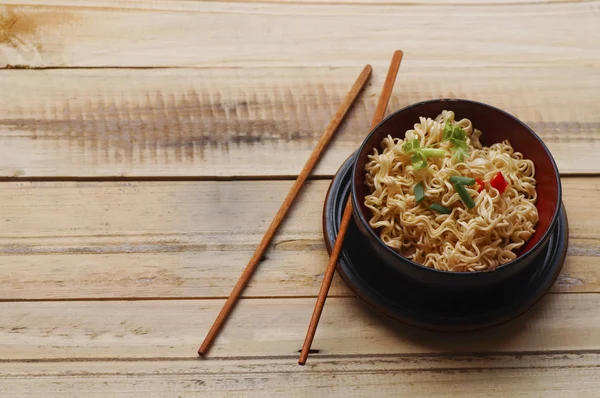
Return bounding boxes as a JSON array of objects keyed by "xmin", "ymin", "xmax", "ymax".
[
  {"xmin": 475, "ymin": 178, "xmax": 485, "ymax": 193},
  {"xmin": 490, "ymin": 172, "xmax": 508, "ymax": 194}
]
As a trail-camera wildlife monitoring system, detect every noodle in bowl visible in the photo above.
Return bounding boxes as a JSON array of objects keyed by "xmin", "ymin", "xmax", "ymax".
[
  {"xmin": 351, "ymin": 99, "xmax": 561, "ymax": 291},
  {"xmin": 364, "ymin": 111, "xmax": 538, "ymax": 272}
]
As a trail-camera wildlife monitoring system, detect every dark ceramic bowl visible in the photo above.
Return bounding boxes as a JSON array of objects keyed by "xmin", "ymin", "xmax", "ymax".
[{"xmin": 351, "ymin": 99, "xmax": 562, "ymax": 292}]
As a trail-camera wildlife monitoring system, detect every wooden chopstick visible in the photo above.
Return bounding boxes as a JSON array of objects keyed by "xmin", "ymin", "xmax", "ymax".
[
  {"xmin": 198, "ymin": 65, "xmax": 372, "ymax": 357},
  {"xmin": 298, "ymin": 50, "xmax": 403, "ymax": 366}
]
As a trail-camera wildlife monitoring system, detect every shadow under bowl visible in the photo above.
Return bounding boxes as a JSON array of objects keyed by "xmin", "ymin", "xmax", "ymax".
[{"xmin": 351, "ymin": 99, "xmax": 562, "ymax": 292}]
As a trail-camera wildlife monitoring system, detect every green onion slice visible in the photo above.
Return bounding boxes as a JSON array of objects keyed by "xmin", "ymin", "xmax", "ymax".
[
  {"xmin": 430, "ymin": 203, "xmax": 452, "ymax": 214},
  {"xmin": 414, "ymin": 182, "xmax": 425, "ymax": 204},
  {"xmin": 453, "ymin": 182, "xmax": 476, "ymax": 209},
  {"xmin": 449, "ymin": 176, "xmax": 476, "ymax": 186}
]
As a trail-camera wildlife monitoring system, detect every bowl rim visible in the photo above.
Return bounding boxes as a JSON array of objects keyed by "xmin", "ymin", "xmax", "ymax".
[{"xmin": 351, "ymin": 98, "xmax": 563, "ymax": 277}]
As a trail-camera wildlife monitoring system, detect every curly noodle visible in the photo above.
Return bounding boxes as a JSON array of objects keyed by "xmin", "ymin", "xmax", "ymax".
[{"xmin": 364, "ymin": 111, "xmax": 538, "ymax": 272}]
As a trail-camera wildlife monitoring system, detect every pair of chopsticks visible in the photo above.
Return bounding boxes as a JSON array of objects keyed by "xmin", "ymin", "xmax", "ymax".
[{"xmin": 199, "ymin": 51, "xmax": 403, "ymax": 363}]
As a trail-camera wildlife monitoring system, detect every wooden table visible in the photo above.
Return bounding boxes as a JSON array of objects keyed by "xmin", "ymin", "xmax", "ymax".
[{"xmin": 1, "ymin": 1, "xmax": 600, "ymax": 396}]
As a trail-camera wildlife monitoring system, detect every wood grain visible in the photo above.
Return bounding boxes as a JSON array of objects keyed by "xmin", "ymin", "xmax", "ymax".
[
  {"xmin": 1, "ymin": 2, "xmax": 599, "ymax": 68},
  {"xmin": 2, "ymin": 353, "xmax": 600, "ymax": 398},
  {"xmin": 0, "ymin": 178, "xmax": 598, "ymax": 300},
  {"xmin": 2, "ymin": 294, "xmax": 600, "ymax": 360},
  {"xmin": 1, "ymin": 66, "xmax": 599, "ymax": 177}
]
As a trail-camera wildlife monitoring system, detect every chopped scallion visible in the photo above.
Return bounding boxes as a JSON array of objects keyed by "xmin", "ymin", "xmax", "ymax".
[
  {"xmin": 449, "ymin": 176, "xmax": 476, "ymax": 186},
  {"xmin": 420, "ymin": 148, "xmax": 446, "ymax": 158},
  {"xmin": 430, "ymin": 203, "xmax": 452, "ymax": 214},
  {"xmin": 414, "ymin": 182, "xmax": 425, "ymax": 203},
  {"xmin": 453, "ymin": 182, "xmax": 476, "ymax": 209},
  {"xmin": 443, "ymin": 121, "xmax": 470, "ymax": 162}
]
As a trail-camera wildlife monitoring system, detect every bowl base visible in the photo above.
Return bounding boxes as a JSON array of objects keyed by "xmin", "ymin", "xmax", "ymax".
[{"xmin": 323, "ymin": 155, "xmax": 569, "ymax": 331}]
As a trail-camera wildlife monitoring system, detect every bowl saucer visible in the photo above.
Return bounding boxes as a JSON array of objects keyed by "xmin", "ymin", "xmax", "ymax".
[{"xmin": 323, "ymin": 155, "xmax": 569, "ymax": 331}]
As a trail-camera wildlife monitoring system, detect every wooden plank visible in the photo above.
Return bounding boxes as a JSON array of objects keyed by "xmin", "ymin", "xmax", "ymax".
[
  {"xmin": 0, "ymin": 178, "xmax": 598, "ymax": 300},
  {"xmin": 1, "ymin": 67, "xmax": 599, "ymax": 178},
  {"xmin": 1, "ymin": 0, "xmax": 586, "ymax": 8},
  {"xmin": 1, "ymin": 2, "xmax": 599, "ymax": 68},
  {"xmin": 1, "ymin": 294, "xmax": 600, "ymax": 359},
  {"xmin": 2, "ymin": 353, "xmax": 600, "ymax": 397},
  {"xmin": 1, "ymin": 241, "xmax": 597, "ymax": 300}
]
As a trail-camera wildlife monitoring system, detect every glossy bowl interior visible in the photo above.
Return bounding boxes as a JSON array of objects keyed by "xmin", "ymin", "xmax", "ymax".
[{"xmin": 351, "ymin": 99, "xmax": 562, "ymax": 291}]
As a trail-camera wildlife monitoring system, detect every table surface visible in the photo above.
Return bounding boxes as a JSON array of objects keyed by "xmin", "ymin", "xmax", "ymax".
[{"xmin": 1, "ymin": 1, "xmax": 600, "ymax": 396}]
